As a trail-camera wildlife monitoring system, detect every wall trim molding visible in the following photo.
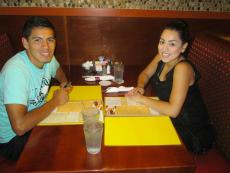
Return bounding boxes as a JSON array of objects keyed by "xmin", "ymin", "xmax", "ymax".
[{"xmin": 0, "ymin": 7, "xmax": 229, "ymax": 19}]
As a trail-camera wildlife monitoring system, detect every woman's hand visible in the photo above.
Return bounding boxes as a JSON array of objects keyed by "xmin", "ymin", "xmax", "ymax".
[
  {"xmin": 125, "ymin": 87, "xmax": 145, "ymax": 105},
  {"xmin": 126, "ymin": 87, "xmax": 144, "ymax": 96}
]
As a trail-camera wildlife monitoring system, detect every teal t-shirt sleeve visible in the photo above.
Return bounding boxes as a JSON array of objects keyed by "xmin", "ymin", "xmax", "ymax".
[
  {"xmin": 3, "ymin": 65, "xmax": 29, "ymax": 106},
  {"xmin": 49, "ymin": 56, "xmax": 60, "ymax": 78}
]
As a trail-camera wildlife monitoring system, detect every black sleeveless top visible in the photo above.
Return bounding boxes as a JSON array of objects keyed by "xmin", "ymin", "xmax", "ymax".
[{"xmin": 151, "ymin": 60, "xmax": 214, "ymax": 153}]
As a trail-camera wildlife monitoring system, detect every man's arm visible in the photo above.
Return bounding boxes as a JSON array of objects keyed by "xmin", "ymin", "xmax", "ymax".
[
  {"xmin": 54, "ymin": 67, "xmax": 68, "ymax": 86},
  {"xmin": 6, "ymin": 88, "xmax": 69, "ymax": 136}
]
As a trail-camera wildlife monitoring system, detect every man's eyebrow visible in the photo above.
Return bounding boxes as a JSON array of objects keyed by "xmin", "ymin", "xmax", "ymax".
[
  {"xmin": 31, "ymin": 36, "xmax": 42, "ymax": 39},
  {"xmin": 48, "ymin": 37, "xmax": 55, "ymax": 39},
  {"xmin": 31, "ymin": 36, "xmax": 55, "ymax": 39}
]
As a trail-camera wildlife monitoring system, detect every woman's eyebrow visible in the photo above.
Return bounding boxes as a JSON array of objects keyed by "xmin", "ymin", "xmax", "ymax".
[
  {"xmin": 168, "ymin": 40, "xmax": 177, "ymax": 42},
  {"xmin": 160, "ymin": 37, "xmax": 176, "ymax": 41}
]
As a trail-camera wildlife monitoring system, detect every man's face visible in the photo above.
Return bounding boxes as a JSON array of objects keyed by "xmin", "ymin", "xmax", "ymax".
[{"xmin": 22, "ymin": 27, "xmax": 56, "ymax": 68}]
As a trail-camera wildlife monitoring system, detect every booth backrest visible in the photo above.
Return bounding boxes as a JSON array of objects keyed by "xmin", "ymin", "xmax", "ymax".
[
  {"xmin": 0, "ymin": 33, "xmax": 14, "ymax": 70},
  {"xmin": 188, "ymin": 34, "xmax": 230, "ymax": 160}
]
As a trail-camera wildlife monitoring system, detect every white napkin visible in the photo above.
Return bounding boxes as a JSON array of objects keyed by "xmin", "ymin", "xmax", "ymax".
[
  {"xmin": 106, "ymin": 86, "xmax": 134, "ymax": 93},
  {"xmin": 83, "ymin": 75, "xmax": 114, "ymax": 81}
]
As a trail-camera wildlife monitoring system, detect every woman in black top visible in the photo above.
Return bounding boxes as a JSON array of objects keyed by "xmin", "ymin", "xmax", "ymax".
[{"xmin": 126, "ymin": 20, "xmax": 214, "ymax": 153}]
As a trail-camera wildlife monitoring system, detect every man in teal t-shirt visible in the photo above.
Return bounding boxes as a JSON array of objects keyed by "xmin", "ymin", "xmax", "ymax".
[{"xmin": 0, "ymin": 16, "xmax": 71, "ymax": 160}]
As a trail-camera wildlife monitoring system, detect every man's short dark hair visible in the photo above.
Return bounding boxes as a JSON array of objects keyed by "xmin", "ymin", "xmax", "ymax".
[{"xmin": 22, "ymin": 16, "xmax": 56, "ymax": 39}]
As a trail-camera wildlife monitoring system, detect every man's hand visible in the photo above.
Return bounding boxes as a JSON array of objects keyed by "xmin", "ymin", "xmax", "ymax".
[
  {"xmin": 52, "ymin": 87, "xmax": 69, "ymax": 106},
  {"xmin": 60, "ymin": 82, "xmax": 73, "ymax": 93}
]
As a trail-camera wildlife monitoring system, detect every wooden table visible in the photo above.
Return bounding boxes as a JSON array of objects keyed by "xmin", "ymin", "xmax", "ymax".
[{"xmin": 15, "ymin": 65, "xmax": 195, "ymax": 173}]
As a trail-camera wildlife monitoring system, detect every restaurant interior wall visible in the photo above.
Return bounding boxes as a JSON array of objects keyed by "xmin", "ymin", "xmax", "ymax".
[{"xmin": 0, "ymin": 7, "xmax": 229, "ymax": 75}]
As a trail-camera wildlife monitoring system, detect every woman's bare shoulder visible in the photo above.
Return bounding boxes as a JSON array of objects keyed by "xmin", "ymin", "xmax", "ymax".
[
  {"xmin": 174, "ymin": 61, "xmax": 195, "ymax": 81},
  {"xmin": 175, "ymin": 60, "xmax": 193, "ymax": 72}
]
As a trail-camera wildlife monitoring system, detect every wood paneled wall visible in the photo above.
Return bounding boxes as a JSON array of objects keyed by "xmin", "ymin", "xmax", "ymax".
[{"xmin": 0, "ymin": 8, "xmax": 229, "ymax": 68}]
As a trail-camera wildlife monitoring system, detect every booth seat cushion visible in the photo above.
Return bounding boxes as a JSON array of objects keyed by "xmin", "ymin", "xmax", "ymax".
[
  {"xmin": 195, "ymin": 148, "xmax": 230, "ymax": 173},
  {"xmin": 0, "ymin": 33, "xmax": 16, "ymax": 172},
  {"xmin": 0, "ymin": 156, "xmax": 16, "ymax": 173},
  {"xmin": 188, "ymin": 34, "xmax": 230, "ymax": 160}
]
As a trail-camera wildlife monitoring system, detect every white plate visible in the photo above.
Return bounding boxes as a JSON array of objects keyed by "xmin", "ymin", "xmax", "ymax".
[
  {"xmin": 99, "ymin": 80, "xmax": 112, "ymax": 86},
  {"xmin": 83, "ymin": 75, "xmax": 114, "ymax": 81},
  {"xmin": 99, "ymin": 75, "xmax": 114, "ymax": 81},
  {"xmin": 85, "ymin": 77, "xmax": 96, "ymax": 81}
]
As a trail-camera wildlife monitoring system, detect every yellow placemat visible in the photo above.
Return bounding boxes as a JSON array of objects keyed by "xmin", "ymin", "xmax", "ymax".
[
  {"xmin": 104, "ymin": 116, "xmax": 181, "ymax": 146},
  {"xmin": 46, "ymin": 85, "xmax": 102, "ymax": 101},
  {"xmin": 115, "ymin": 105, "xmax": 150, "ymax": 115},
  {"xmin": 104, "ymin": 97, "xmax": 160, "ymax": 116},
  {"xmin": 57, "ymin": 101, "xmax": 83, "ymax": 112},
  {"xmin": 38, "ymin": 100, "xmax": 104, "ymax": 126},
  {"xmin": 39, "ymin": 85, "xmax": 103, "ymax": 126}
]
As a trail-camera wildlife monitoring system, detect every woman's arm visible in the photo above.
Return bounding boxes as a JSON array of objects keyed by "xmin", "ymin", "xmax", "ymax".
[
  {"xmin": 127, "ymin": 62, "xmax": 195, "ymax": 118},
  {"xmin": 127, "ymin": 54, "xmax": 161, "ymax": 95},
  {"xmin": 137, "ymin": 54, "xmax": 161, "ymax": 89}
]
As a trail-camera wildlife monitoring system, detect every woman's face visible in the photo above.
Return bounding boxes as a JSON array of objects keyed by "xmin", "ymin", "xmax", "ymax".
[{"xmin": 158, "ymin": 29, "xmax": 188, "ymax": 63}]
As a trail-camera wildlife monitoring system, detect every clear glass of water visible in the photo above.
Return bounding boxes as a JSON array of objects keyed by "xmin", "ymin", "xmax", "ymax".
[
  {"xmin": 81, "ymin": 107, "xmax": 99, "ymax": 122},
  {"xmin": 83, "ymin": 120, "xmax": 103, "ymax": 154},
  {"xmin": 113, "ymin": 62, "xmax": 124, "ymax": 84}
]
